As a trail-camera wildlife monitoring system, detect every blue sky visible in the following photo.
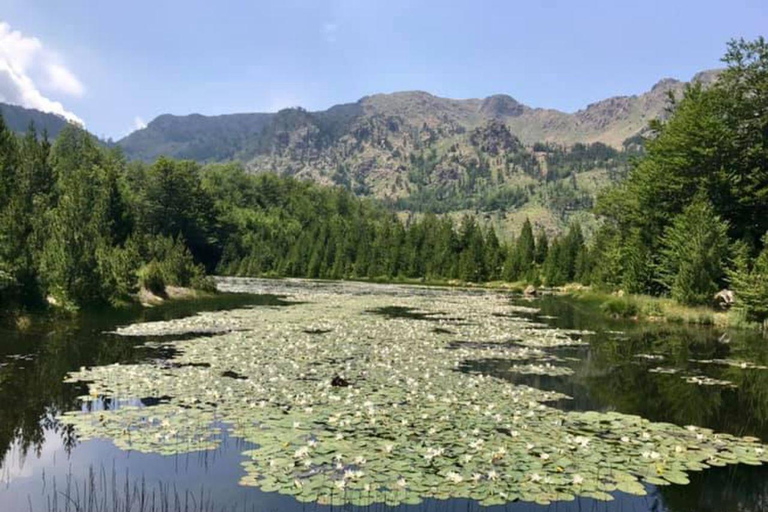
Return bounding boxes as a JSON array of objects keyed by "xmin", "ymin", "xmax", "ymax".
[{"xmin": 0, "ymin": 0, "xmax": 765, "ymax": 139}]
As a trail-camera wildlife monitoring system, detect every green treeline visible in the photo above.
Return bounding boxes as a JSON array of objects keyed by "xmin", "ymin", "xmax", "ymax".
[
  {"xmin": 0, "ymin": 124, "xmax": 214, "ymax": 311},
  {"xmin": 0, "ymin": 119, "xmax": 518, "ymax": 311}
]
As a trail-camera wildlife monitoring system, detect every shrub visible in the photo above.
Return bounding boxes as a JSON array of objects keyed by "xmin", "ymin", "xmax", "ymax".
[
  {"xmin": 138, "ymin": 260, "xmax": 166, "ymax": 296},
  {"xmin": 600, "ymin": 297, "xmax": 639, "ymax": 318}
]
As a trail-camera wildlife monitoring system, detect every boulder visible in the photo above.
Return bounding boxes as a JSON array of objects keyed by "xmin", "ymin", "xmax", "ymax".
[
  {"xmin": 714, "ymin": 289, "xmax": 735, "ymax": 309},
  {"xmin": 524, "ymin": 285, "xmax": 537, "ymax": 297}
]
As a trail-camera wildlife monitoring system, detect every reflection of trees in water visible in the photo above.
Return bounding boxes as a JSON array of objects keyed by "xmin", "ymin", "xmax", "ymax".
[
  {"xmin": 0, "ymin": 292, "xmax": 283, "ymax": 470},
  {"xmin": 582, "ymin": 329, "xmax": 768, "ymax": 439},
  {"xmin": 524, "ymin": 296, "xmax": 768, "ymax": 512},
  {"xmin": 661, "ymin": 465, "xmax": 768, "ymax": 512},
  {"xmin": 0, "ymin": 320, "xmax": 136, "ymax": 468},
  {"xmin": 530, "ymin": 295, "xmax": 768, "ymax": 439}
]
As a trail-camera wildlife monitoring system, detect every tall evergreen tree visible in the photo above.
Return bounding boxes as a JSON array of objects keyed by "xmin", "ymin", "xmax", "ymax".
[{"xmin": 657, "ymin": 193, "xmax": 730, "ymax": 305}]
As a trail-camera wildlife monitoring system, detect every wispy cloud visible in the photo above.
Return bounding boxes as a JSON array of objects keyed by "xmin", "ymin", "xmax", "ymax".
[
  {"xmin": 0, "ymin": 21, "xmax": 84, "ymax": 124},
  {"xmin": 133, "ymin": 116, "xmax": 147, "ymax": 130},
  {"xmin": 322, "ymin": 22, "xmax": 338, "ymax": 43}
]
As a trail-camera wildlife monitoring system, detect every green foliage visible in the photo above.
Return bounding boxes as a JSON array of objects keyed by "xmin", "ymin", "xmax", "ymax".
[
  {"xmin": 593, "ymin": 38, "xmax": 768, "ymax": 309},
  {"xmin": 657, "ymin": 194, "xmax": 730, "ymax": 305},
  {"xmin": 600, "ymin": 296, "xmax": 639, "ymax": 318},
  {"xmin": 503, "ymin": 218, "xmax": 535, "ymax": 281},
  {"xmin": 138, "ymin": 260, "xmax": 166, "ymax": 296},
  {"xmin": 729, "ymin": 235, "xmax": 768, "ymax": 323}
]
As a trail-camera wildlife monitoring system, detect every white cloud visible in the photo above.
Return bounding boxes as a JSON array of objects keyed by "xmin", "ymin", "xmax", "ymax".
[
  {"xmin": 0, "ymin": 21, "xmax": 84, "ymax": 124},
  {"xmin": 47, "ymin": 63, "xmax": 84, "ymax": 97},
  {"xmin": 133, "ymin": 116, "xmax": 147, "ymax": 130},
  {"xmin": 322, "ymin": 22, "xmax": 338, "ymax": 43}
]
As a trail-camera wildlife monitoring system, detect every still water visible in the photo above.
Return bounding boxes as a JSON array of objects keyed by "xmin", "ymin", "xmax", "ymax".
[{"xmin": 1, "ymin": 280, "xmax": 767, "ymax": 512}]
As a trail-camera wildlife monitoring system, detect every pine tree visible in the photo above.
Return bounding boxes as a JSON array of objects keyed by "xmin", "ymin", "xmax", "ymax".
[
  {"xmin": 658, "ymin": 193, "xmax": 730, "ymax": 305},
  {"xmin": 516, "ymin": 218, "xmax": 536, "ymax": 280},
  {"xmin": 728, "ymin": 235, "xmax": 768, "ymax": 323},
  {"xmin": 534, "ymin": 231, "xmax": 549, "ymax": 265}
]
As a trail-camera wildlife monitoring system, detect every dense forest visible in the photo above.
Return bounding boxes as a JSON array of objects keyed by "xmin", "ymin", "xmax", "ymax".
[{"xmin": 0, "ymin": 38, "xmax": 766, "ymax": 326}]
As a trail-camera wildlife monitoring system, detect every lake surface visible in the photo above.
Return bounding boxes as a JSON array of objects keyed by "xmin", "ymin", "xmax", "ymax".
[{"xmin": 1, "ymin": 278, "xmax": 767, "ymax": 512}]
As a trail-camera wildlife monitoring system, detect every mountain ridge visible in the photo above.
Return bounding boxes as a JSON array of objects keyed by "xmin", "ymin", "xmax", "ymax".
[{"xmin": 119, "ymin": 69, "xmax": 721, "ymax": 164}]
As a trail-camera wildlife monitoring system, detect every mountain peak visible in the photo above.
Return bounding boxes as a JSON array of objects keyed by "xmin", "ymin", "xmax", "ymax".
[
  {"xmin": 650, "ymin": 77, "xmax": 682, "ymax": 93},
  {"xmin": 479, "ymin": 94, "xmax": 525, "ymax": 118}
]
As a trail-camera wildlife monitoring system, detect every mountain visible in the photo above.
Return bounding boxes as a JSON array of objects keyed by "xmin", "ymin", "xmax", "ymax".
[
  {"xmin": 116, "ymin": 70, "xmax": 720, "ymax": 236},
  {"xmin": 0, "ymin": 102, "xmax": 71, "ymax": 139},
  {"xmin": 119, "ymin": 70, "xmax": 719, "ymax": 161}
]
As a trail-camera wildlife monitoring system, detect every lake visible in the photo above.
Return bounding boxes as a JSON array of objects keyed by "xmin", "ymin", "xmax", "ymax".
[{"xmin": 1, "ymin": 278, "xmax": 767, "ymax": 512}]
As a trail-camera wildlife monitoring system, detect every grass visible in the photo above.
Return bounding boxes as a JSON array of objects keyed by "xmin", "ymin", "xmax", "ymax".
[{"xmin": 561, "ymin": 287, "xmax": 756, "ymax": 329}]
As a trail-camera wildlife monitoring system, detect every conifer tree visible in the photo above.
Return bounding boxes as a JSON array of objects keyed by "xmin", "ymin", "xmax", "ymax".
[
  {"xmin": 658, "ymin": 193, "xmax": 730, "ymax": 305},
  {"xmin": 728, "ymin": 235, "xmax": 768, "ymax": 323}
]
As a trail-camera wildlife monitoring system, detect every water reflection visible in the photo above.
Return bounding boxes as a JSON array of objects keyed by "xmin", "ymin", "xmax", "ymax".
[
  {"xmin": 0, "ymin": 293, "xmax": 289, "ymax": 473},
  {"xmin": 462, "ymin": 294, "xmax": 768, "ymax": 512}
]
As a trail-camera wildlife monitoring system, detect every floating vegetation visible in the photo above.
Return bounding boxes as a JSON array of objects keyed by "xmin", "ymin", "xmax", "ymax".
[
  {"xmin": 112, "ymin": 312, "xmax": 248, "ymax": 337},
  {"xmin": 649, "ymin": 367, "xmax": 680, "ymax": 375},
  {"xmin": 635, "ymin": 354, "xmax": 665, "ymax": 361},
  {"xmin": 689, "ymin": 358, "xmax": 768, "ymax": 371},
  {"xmin": 649, "ymin": 366, "xmax": 738, "ymax": 389},
  {"xmin": 60, "ymin": 279, "xmax": 768, "ymax": 507},
  {"xmin": 508, "ymin": 363, "xmax": 574, "ymax": 376},
  {"xmin": 684, "ymin": 375, "xmax": 737, "ymax": 388}
]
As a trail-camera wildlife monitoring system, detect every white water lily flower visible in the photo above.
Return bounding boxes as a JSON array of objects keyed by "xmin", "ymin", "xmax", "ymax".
[
  {"xmin": 647, "ymin": 451, "xmax": 661, "ymax": 460},
  {"xmin": 530, "ymin": 472, "xmax": 542, "ymax": 482},
  {"xmin": 574, "ymin": 436, "xmax": 590, "ymax": 448},
  {"xmin": 396, "ymin": 477, "xmax": 407, "ymax": 489},
  {"xmin": 445, "ymin": 471, "xmax": 463, "ymax": 484},
  {"xmin": 540, "ymin": 452, "xmax": 550, "ymax": 460},
  {"xmin": 354, "ymin": 456, "xmax": 367, "ymax": 465},
  {"xmin": 487, "ymin": 469, "xmax": 499, "ymax": 481},
  {"xmin": 334, "ymin": 479, "xmax": 346, "ymax": 491},
  {"xmin": 572, "ymin": 474, "xmax": 584, "ymax": 485}
]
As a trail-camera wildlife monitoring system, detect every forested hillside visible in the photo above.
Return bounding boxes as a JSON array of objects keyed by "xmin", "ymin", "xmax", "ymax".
[{"xmin": 115, "ymin": 71, "xmax": 718, "ymax": 234}]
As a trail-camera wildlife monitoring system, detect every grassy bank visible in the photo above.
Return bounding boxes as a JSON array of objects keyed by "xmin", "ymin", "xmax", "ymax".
[{"xmin": 561, "ymin": 287, "xmax": 766, "ymax": 331}]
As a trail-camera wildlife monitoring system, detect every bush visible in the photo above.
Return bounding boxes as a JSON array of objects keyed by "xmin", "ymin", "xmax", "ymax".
[
  {"xmin": 143, "ymin": 235, "xmax": 209, "ymax": 290},
  {"xmin": 600, "ymin": 296, "xmax": 639, "ymax": 318},
  {"xmin": 97, "ymin": 239, "xmax": 142, "ymax": 303},
  {"xmin": 138, "ymin": 260, "xmax": 166, "ymax": 296}
]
